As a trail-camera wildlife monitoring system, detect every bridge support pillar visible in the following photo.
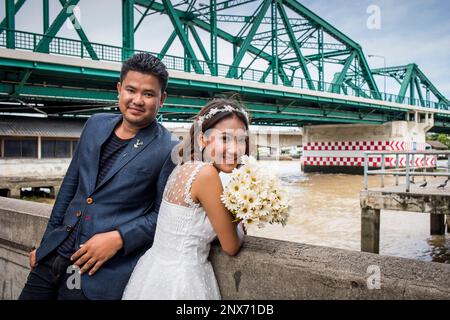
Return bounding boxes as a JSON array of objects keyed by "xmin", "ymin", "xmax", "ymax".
[
  {"xmin": 49, "ymin": 185, "xmax": 60, "ymax": 199},
  {"xmin": 361, "ymin": 208, "xmax": 380, "ymax": 254},
  {"xmin": 9, "ymin": 188, "xmax": 21, "ymax": 199},
  {"xmin": 430, "ymin": 214, "xmax": 446, "ymax": 235},
  {"xmin": 302, "ymin": 120, "xmax": 434, "ymax": 174}
]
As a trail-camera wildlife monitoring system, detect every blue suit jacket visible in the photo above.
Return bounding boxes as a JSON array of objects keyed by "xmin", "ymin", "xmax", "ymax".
[{"xmin": 35, "ymin": 113, "xmax": 179, "ymax": 299}]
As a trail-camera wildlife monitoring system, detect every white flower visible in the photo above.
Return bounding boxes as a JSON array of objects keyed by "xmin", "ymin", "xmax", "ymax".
[{"xmin": 221, "ymin": 155, "xmax": 290, "ymax": 229}]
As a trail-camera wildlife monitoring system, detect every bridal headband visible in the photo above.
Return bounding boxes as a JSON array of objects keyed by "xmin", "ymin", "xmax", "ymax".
[{"xmin": 196, "ymin": 105, "xmax": 249, "ymax": 126}]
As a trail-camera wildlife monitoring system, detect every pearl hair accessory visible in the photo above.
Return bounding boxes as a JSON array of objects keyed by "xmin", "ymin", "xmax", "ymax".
[{"xmin": 196, "ymin": 105, "xmax": 248, "ymax": 127}]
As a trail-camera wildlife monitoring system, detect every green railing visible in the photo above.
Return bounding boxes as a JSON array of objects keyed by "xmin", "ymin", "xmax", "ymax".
[{"xmin": 1, "ymin": 28, "xmax": 448, "ymax": 111}]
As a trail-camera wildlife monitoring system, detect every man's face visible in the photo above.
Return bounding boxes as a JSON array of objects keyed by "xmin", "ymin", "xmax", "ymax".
[{"xmin": 117, "ymin": 70, "xmax": 167, "ymax": 128}]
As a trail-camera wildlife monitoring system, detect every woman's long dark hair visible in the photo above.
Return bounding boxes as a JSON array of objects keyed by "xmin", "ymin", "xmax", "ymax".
[{"xmin": 178, "ymin": 98, "xmax": 250, "ymax": 164}]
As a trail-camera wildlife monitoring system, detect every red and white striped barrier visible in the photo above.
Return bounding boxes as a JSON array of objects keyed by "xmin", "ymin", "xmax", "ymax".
[
  {"xmin": 302, "ymin": 156, "xmax": 436, "ymax": 167},
  {"xmin": 303, "ymin": 140, "xmax": 429, "ymax": 152},
  {"xmin": 302, "ymin": 140, "xmax": 435, "ymax": 168}
]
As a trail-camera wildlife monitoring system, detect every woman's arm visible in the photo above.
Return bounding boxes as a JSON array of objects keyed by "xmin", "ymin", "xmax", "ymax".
[{"xmin": 191, "ymin": 165, "xmax": 243, "ymax": 256}]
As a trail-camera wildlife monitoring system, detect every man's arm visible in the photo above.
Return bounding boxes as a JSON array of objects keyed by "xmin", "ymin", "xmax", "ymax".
[
  {"xmin": 116, "ymin": 152, "xmax": 176, "ymax": 255},
  {"xmin": 40, "ymin": 120, "xmax": 87, "ymax": 243},
  {"xmin": 70, "ymin": 150, "xmax": 177, "ymax": 276}
]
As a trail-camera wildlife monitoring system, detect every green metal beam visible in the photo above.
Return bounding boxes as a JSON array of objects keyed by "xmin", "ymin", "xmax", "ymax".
[
  {"xmin": 277, "ymin": 2, "xmax": 314, "ymax": 90},
  {"xmin": 134, "ymin": 0, "xmax": 276, "ymax": 66},
  {"xmin": 122, "ymin": 0, "xmax": 135, "ymax": 59},
  {"xmin": 0, "ymin": 0, "xmax": 26, "ymax": 34},
  {"xmin": 158, "ymin": 31, "xmax": 177, "ymax": 59},
  {"xmin": 43, "ymin": 0, "xmax": 50, "ymax": 33},
  {"xmin": 163, "ymin": 96, "xmax": 390, "ymax": 123},
  {"xmin": 188, "ymin": 25, "xmax": 213, "ymax": 74},
  {"xmin": 317, "ymin": 26, "xmax": 324, "ymax": 90},
  {"xmin": 35, "ymin": 0, "xmax": 81, "ymax": 53},
  {"xmin": 345, "ymin": 80, "xmax": 371, "ymax": 99},
  {"xmin": 283, "ymin": 0, "xmax": 359, "ymax": 50},
  {"xmin": 162, "ymin": 0, "xmax": 203, "ymax": 74},
  {"xmin": 331, "ymin": 51, "xmax": 356, "ymax": 93},
  {"xmin": 414, "ymin": 77, "xmax": 425, "ymax": 107},
  {"xmin": 260, "ymin": 65, "xmax": 271, "ymax": 83},
  {"xmin": 11, "ymin": 69, "xmax": 33, "ymax": 99},
  {"xmin": 397, "ymin": 64, "xmax": 415, "ymax": 103},
  {"xmin": 409, "ymin": 69, "xmax": 415, "ymax": 104},
  {"xmin": 134, "ymin": 0, "xmax": 153, "ymax": 32},
  {"xmin": 271, "ymin": 0, "xmax": 278, "ymax": 85},
  {"xmin": 0, "ymin": 82, "xmax": 390, "ymax": 124},
  {"xmin": 226, "ymin": 0, "xmax": 271, "ymax": 78},
  {"xmin": 183, "ymin": 24, "xmax": 190, "ymax": 73},
  {"xmin": 282, "ymin": 0, "xmax": 379, "ymax": 96},
  {"xmin": 5, "ymin": 0, "xmax": 16, "ymax": 49},
  {"xmin": 0, "ymin": 82, "xmax": 116, "ymax": 102},
  {"xmin": 58, "ymin": 0, "xmax": 98, "ymax": 60},
  {"xmin": 372, "ymin": 64, "xmax": 449, "ymax": 104},
  {"xmin": 283, "ymin": 50, "xmax": 352, "ymax": 64},
  {"xmin": 414, "ymin": 66, "xmax": 450, "ymax": 104},
  {"xmin": 210, "ymin": 0, "xmax": 218, "ymax": 76},
  {"xmin": 193, "ymin": 0, "xmax": 257, "ymax": 17},
  {"xmin": 356, "ymin": 49, "xmax": 380, "ymax": 98}
]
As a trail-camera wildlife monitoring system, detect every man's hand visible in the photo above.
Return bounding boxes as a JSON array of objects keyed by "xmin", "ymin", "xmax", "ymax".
[
  {"xmin": 70, "ymin": 231, "xmax": 124, "ymax": 276},
  {"xmin": 29, "ymin": 249, "xmax": 37, "ymax": 269}
]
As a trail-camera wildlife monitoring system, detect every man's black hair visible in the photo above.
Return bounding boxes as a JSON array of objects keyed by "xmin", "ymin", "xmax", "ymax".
[{"xmin": 120, "ymin": 53, "xmax": 169, "ymax": 94}]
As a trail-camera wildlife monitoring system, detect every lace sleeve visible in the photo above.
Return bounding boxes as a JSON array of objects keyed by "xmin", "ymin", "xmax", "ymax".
[
  {"xmin": 163, "ymin": 161, "xmax": 211, "ymax": 208},
  {"xmin": 184, "ymin": 162, "xmax": 211, "ymax": 208}
]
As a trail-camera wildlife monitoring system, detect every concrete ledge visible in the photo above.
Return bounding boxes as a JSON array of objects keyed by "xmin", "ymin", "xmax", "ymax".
[
  {"xmin": 212, "ymin": 237, "xmax": 450, "ymax": 299},
  {"xmin": 1, "ymin": 197, "xmax": 450, "ymax": 300},
  {"xmin": 361, "ymin": 189, "xmax": 450, "ymax": 214}
]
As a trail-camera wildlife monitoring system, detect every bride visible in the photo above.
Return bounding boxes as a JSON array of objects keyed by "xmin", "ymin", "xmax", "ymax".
[{"xmin": 122, "ymin": 99, "xmax": 249, "ymax": 300}]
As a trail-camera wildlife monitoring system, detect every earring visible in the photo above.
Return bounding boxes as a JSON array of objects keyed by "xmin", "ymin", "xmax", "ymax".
[{"xmin": 117, "ymin": 94, "xmax": 121, "ymax": 99}]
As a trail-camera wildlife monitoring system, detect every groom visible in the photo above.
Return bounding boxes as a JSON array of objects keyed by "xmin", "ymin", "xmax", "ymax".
[{"xmin": 19, "ymin": 53, "xmax": 179, "ymax": 300}]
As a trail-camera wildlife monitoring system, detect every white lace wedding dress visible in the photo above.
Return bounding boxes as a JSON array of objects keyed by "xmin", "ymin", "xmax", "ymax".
[{"xmin": 122, "ymin": 161, "xmax": 221, "ymax": 300}]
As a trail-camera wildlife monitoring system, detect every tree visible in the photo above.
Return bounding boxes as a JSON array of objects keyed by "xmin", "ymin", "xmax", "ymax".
[{"xmin": 437, "ymin": 134, "xmax": 450, "ymax": 148}]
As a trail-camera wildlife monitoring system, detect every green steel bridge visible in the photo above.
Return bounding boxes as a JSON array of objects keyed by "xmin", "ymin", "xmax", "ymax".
[{"xmin": 1, "ymin": 0, "xmax": 449, "ymax": 132}]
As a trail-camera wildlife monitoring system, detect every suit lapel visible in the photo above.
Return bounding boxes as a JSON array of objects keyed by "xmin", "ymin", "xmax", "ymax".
[
  {"xmin": 93, "ymin": 119, "xmax": 160, "ymax": 192},
  {"xmin": 89, "ymin": 115, "xmax": 123, "ymax": 194}
]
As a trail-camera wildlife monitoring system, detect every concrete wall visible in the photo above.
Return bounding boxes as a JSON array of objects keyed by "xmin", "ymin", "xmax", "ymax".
[
  {"xmin": 0, "ymin": 159, "xmax": 68, "ymax": 198},
  {"xmin": 0, "ymin": 159, "xmax": 71, "ymax": 178},
  {"xmin": 303, "ymin": 121, "xmax": 428, "ymax": 144},
  {"xmin": 1, "ymin": 197, "xmax": 449, "ymax": 300}
]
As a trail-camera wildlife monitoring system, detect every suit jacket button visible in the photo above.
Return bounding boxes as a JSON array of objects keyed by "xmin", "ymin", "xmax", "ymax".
[
  {"xmin": 86, "ymin": 197, "xmax": 93, "ymax": 205},
  {"xmin": 76, "ymin": 210, "xmax": 82, "ymax": 217},
  {"xmin": 66, "ymin": 225, "xmax": 73, "ymax": 232}
]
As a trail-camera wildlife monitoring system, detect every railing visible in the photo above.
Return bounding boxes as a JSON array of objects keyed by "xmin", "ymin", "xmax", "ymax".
[
  {"xmin": 1, "ymin": 28, "xmax": 449, "ymax": 111},
  {"xmin": 363, "ymin": 150, "xmax": 450, "ymax": 192}
]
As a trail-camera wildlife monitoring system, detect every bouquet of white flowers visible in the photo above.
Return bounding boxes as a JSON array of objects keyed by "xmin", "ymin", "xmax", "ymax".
[{"xmin": 221, "ymin": 155, "xmax": 290, "ymax": 228}]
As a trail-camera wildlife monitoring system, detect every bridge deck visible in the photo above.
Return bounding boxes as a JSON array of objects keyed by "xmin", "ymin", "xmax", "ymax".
[{"xmin": 1, "ymin": 48, "xmax": 449, "ymax": 116}]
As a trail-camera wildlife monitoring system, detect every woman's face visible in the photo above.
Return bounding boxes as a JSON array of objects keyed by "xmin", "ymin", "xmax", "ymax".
[{"xmin": 202, "ymin": 115, "xmax": 248, "ymax": 173}]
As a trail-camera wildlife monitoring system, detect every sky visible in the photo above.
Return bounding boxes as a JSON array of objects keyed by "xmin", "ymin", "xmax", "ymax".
[{"xmin": 1, "ymin": 0, "xmax": 449, "ymax": 98}]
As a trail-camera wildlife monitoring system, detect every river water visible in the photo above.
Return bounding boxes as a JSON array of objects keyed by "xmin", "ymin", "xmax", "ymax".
[{"xmin": 246, "ymin": 160, "xmax": 450, "ymax": 263}]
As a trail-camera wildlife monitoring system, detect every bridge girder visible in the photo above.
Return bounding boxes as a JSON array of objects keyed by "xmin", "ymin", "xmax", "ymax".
[{"xmin": 0, "ymin": 0, "xmax": 449, "ymax": 132}]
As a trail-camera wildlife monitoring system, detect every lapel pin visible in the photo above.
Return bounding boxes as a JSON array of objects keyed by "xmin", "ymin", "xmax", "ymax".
[{"xmin": 134, "ymin": 139, "xmax": 143, "ymax": 149}]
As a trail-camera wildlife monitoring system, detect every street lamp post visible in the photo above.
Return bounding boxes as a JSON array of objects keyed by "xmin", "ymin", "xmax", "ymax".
[{"xmin": 368, "ymin": 54, "xmax": 386, "ymax": 100}]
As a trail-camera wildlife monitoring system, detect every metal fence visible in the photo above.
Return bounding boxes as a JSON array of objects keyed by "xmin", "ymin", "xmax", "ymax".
[{"xmin": 363, "ymin": 150, "xmax": 450, "ymax": 192}]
